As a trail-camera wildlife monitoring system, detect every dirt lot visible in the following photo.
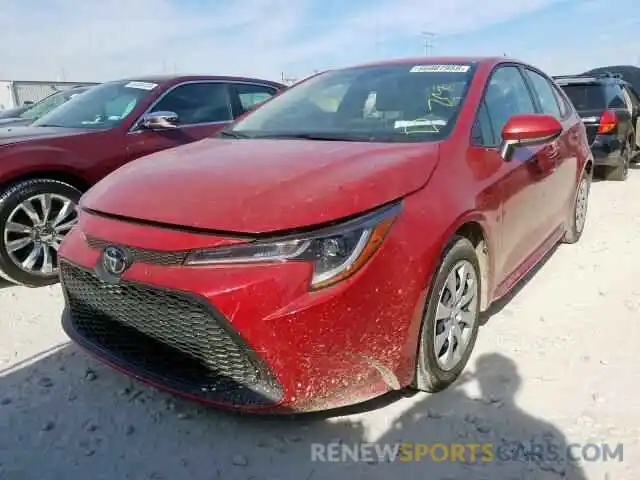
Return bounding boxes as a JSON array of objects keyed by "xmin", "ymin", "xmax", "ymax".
[{"xmin": 1, "ymin": 169, "xmax": 639, "ymax": 480}]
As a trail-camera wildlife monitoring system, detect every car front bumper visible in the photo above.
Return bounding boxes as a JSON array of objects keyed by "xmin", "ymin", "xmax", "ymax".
[{"xmin": 58, "ymin": 211, "xmax": 428, "ymax": 413}]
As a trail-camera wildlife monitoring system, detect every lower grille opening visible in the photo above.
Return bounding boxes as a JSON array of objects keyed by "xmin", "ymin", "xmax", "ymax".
[{"xmin": 61, "ymin": 262, "xmax": 283, "ymax": 406}]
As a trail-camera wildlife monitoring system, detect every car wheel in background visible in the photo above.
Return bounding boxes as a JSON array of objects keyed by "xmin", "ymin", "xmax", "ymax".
[
  {"xmin": 604, "ymin": 139, "xmax": 631, "ymax": 181},
  {"xmin": 413, "ymin": 236, "xmax": 481, "ymax": 393},
  {"xmin": 0, "ymin": 179, "xmax": 81, "ymax": 287},
  {"xmin": 563, "ymin": 167, "xmax": 591, "ymax": 244}
]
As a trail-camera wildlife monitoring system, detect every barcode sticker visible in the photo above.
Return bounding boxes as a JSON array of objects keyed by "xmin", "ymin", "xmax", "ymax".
[
  {"xmin": 410, "ymin": 65, "xmax": 470, "ymax": 73},
  {"xmin": 125, "ymin": 81, "xmax": 158, "ymax": 90}
]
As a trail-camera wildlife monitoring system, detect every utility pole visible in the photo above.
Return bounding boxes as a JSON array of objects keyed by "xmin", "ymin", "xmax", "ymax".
[
  {"xmin": 421, "ymin": 31, "xmax": 435, "ymax": 56},
  {"xmin": 280, "ymin": 72, "xmax": 297, "ymax": 85}
]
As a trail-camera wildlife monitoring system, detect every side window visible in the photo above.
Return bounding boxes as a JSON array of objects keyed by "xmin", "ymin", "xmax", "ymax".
[
  {"xmin": 482, "ymin": 66, "xmax": 536, "ymax": 144},
  {"xmin": 524, "ymin": 69, "xmax": 562, "ymax": 119},
  {"xmin": 620, "ymin": 87, "xmax": 634, "ymax": 113},
  {"xmin": 625, "ymin": 86, "xmax": 640, "ymax": 109},
  {"xmin": 604, "ymin": 84, "xmax": 626, "ymax": 109},
  {"xmin": 232, "ymin": 83, "xmax": 278, "ymax": 113},
  {"xmin": 150, "ymin": 82, "xmax": 232, "ymax": 125},
  {"xmin": 471, "ymin": 100, "xmax": 496, "ymax": 146}
]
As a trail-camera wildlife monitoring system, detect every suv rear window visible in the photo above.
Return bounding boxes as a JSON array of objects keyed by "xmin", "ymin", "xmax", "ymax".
[
  {"xmin": 561, "ymin": 83, "xmax": 626, "ymax": 111},
  {"xmin": 561, "ymin": 84, "xmax": 606, "ymax": 110}
]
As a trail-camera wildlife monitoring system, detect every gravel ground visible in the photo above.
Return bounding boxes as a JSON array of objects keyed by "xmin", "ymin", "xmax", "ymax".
[{"xmin": 1, "ymin": 168, "xmax": 639, "ymax": 480}]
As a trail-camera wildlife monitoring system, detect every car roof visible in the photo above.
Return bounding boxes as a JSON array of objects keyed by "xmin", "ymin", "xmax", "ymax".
[
  {"xmin": 553, "ymin": 73, "xmax": 627, "ymax": 86},
  {"xmin": 111, "ymin": 74, "xmax": 285, "ymax": 89},
  {"xmin": 337, "ymin": 56, "xmax": 525, "ymax": 70}
]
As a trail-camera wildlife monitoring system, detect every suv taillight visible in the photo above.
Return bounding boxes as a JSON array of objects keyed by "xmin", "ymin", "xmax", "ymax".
[{"xmin": 597, "ymin": 110, "xmax": 617, "ymax": 134}]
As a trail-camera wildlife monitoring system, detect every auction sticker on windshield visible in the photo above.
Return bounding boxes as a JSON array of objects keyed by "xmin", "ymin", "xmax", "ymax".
[
  {"xmin": 410, "ymin": 65, "xmax": 470, "ymax": 73},
  {"xmin": 394, "ymin": 119, "xmax": 447, "ymax": 128},
  {"xmin": 125, "ymin": 81, "xmax": 158, "ymax": 90}
]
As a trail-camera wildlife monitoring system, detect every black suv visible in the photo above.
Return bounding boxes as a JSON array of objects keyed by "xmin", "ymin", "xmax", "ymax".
[{"xmin": 554, "ymin": 72, "xmax": 640, "ymax": 181}]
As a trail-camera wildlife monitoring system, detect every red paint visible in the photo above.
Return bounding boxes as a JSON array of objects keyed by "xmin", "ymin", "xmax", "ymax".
[
  {"xmin": 502, "ymin": 114, "xmax": 562, "ymax": 141},
  {"xmin": 59, "ymin": 57, "xmax": 591, "ymax": 413},
  {"xmin": 80, "ymin": 140, "xmax": 440, "ymax": 232},
  {"xmin": 0, "ymin": 75, "xmax": 285, "ymax": 189}
]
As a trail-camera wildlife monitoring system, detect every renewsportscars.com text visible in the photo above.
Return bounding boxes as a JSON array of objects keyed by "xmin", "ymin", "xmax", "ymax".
[{"xmin": 310, "ymin": 441, "xmax": 624, "ymax": 464}]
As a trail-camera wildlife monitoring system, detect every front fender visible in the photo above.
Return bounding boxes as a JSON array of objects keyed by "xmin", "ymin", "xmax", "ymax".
[
  {"xmin": 0, "ymin": 145, "xmax": 89, "ymax": 186},
  {"xmin": 436, "ymin": 210, "xmax": 498, "ymax": 311}
]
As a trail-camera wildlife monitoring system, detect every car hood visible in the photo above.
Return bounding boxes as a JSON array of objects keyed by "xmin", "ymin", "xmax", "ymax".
[
  {"xmin": 0, "ymin": 125, "xmax": 90, "ymax": 146},
  {"xmin": 81, "ymin": 138, "xmax": 440, "ymax": 233}
]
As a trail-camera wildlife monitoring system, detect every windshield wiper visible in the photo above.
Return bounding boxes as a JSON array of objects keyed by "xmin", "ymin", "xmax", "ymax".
[
  {"xmin": 216, "ymin": 130, "xmax": 251, "ymax": 139},
  {"xmin": 255, "ymin": 133, "xmax": 368, "ymax": 142}
]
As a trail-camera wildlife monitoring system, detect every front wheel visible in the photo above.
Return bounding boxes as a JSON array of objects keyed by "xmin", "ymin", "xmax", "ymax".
[
  {"xmin": 0, "ymin": 179, "xmax": 81, "ymax": 287},
  {"xmin": 413, "ymin": 236, "xmax": 481, "ymax": 393}
]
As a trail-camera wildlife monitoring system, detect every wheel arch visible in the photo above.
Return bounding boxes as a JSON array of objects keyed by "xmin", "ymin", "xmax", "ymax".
[
  {"xmin": 0, "ymin": 169, "xmax": 91, "ymax": 194},
  {"xmin": 437, "ymin": 213, "xmax": 496, "ymax": 312},
  {"xmin": 584, "ymin": 158, "xmax": 593, "ymax": 176}
]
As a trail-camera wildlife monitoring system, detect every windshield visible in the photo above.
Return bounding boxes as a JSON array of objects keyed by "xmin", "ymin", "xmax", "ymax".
[
  {"xmin": 230, "ymin": 63, "xmax": 475, "ymax": 142},
  {"xmin": 32, "ymin": 80, "xmax": 157, "ymax": 129},
  {"xmin": 19, "ymin": 88, "xmax": 89, "ymax": 121}
]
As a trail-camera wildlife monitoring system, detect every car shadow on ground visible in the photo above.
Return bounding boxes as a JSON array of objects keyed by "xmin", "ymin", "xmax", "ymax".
[
  {"xmin": 0, "ymin": 279, "xmax": 15, "ymax": 289},
  {"xmin": 0, "ymin": 342, "xmax": 588, "ymax": 479}
]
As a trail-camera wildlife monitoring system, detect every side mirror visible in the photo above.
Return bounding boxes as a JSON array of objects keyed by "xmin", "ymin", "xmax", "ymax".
[
  {"xmin": 141, "ymin": 111, "xmax": 179, "ymax": 130},
  {"xmin": 500, "ymin": 114, "xmax": 562, "ymax": 161}
]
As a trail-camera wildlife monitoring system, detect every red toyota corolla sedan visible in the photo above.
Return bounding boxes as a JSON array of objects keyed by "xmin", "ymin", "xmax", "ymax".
[{"xmin": 59, "ymin": 57, "xmax": 593, "ymax": 413}]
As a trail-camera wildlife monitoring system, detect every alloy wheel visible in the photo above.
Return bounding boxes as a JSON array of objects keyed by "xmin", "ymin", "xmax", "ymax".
[
  {"xmin": 3, "ymin": 193, "xmax": 78, "ymax": 276},
  {"xmin": 433, "ymin": 259, "xmax": 479, "ymax": 371},
  {"xmin": 575, "ymin": 176, "xmax": 589, "ymax": 234}
]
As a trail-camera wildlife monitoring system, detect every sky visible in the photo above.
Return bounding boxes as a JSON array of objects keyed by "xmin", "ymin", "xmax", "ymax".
[{"xmin": 0, "ymin": 0, "xmax": 639, "ymax": 83}]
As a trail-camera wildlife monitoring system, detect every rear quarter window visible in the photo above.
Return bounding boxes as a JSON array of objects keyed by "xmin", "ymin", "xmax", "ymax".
[{"xmin": 551, "ymin": 85, "xmax": 573, "ymax": 119}]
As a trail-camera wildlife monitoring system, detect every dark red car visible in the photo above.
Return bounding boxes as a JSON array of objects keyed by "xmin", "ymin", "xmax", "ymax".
[
  {"xmin": 0, "ymin": 75, "xmax": 285, "ymax": 286},
  {"xmin": 59, "ymin": 57, "xmax": 593, "ymax": 413}
]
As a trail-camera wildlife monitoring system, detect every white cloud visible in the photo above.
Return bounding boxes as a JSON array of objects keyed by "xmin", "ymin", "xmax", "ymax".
[{"xmin": 0, "ymin": 0, "xmax": 563, "ymax": 82}]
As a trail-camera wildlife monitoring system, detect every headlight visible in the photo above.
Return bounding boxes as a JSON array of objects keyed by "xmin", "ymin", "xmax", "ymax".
[{"xmin": 184, "ymin": 202, "xmax": 401, "ymax": 289}]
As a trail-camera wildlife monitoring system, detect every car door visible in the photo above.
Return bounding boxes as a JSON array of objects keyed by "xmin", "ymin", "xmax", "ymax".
[
  {"xmin": 468, "ymin": 65, "xmax": 551, "ymax": 291},
  {"xmin": 522, "ymin": 67, "xmax": 578, "ymax": 237},
  {"xmin": 125, "ymin": 81, "xmax": 234, "ymax": 160}
]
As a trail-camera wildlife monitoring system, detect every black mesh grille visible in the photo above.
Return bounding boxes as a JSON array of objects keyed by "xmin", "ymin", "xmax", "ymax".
[
  {"xmin": 85, "ymin": 236, "xmax": 187, "ymax": 266},
  {"xmin": 60, "ymin": 262, "xmax": 282, "ymax": 406}
]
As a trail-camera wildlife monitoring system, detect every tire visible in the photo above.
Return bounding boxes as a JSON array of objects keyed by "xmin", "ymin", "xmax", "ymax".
[
  {"xmin": 631, "ymin": 125, "xmax": 639, "ymax": 161},
  {"xmin": 562, "ymin": 167, "xmax": 591, "ymax": 244},
  {"xmin": 603, "ymin": 139, "xmax": 631, "ymax": 181},
  {"xmin": 0, "ymin": 179, "xmax": 82, "ymax": 287},
  {"xmin": 413, "ymin": 236, "xmax": 481, "ymax": 393}
]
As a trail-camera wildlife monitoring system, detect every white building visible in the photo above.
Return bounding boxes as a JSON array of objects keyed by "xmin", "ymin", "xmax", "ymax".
[{"xmin": 0, "ymin": 80, "xmax": 98, "ymax": 110}]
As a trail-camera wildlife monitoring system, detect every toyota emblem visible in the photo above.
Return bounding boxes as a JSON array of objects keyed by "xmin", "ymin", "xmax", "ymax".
[{"xmin": 102, "ymin": 246, "xmax": 131, "ymax": 276}]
